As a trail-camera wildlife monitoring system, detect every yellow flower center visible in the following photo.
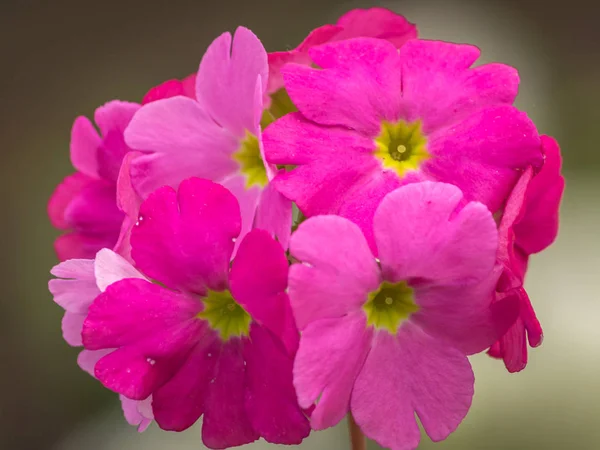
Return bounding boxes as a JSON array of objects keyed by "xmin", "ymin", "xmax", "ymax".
[
  {"xmin": 198, "ymin": 290, "xmax": 251, "ymax": 340},
  {"xmin": 363, "ymin": 281, "xmax": 419, "ymax": 333},
  {"xmin": 233, "ymin": 131, "xmax": 268, "ymax": 189},
  {"xmin": 374, "ymin": 120, "xmax": 429, "ymax": 176}
]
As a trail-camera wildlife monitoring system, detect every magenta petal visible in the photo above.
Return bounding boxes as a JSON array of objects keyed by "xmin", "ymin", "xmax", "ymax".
[
  {"xmin": 49, "ymin": 258, "xmax": 98, "ymax": 313},
  {"xmin": 230, "ymin": 229, "xmax": 298, "ymax": 355},
  {"xmin": 70, "ymin": 116, "xmax": 101, "ymax": 178},
  {"xmin": 153, "ymin": 324, "xmax": 220, "ymax": 431},
  {"xmin": 254, "ymin": 180, "xmax": 293, "ymax": 250},
  {"xmin": 125, "ymin": 97, "xmax": 239, "ymax": 198},
  {"xmin": 78, "ymin": 348, "xmax": 113, "ymax": 376},
  {"xmin": 335, "ymin": 7, "xmax": 417, "ymax": 45},
  {"xmin": 294, "ymin": 312, "xmax": 372, "ymax": 430},
  {"xmin": 289, "ymin": 216, "xmax": 380, "ymax": 330},
  {"xmin": 142, "ymin": 74, "xmax": 197, "ymax": 104},
  {"xmin": 63, "ymin": 179, "xmax": 123, "ymax": 234},
  {"xmin": 131, "ymin": 178, "xmax": 240, "ymax": 293},
  {"xmin": 54, "ymin": 233, "xmax": 117, "ymax": 261},
  {"xmin": 374, "ymin": 182, "xmax": 498, "ymax": 285},
  {"xmin": 400, "ymin": 40, "xmax": 519, "ymax": 131},
  {"xmin": 196, "ymin": 27, "xmax": 268, "ymax": 137},
  {"xmin": 94, "ymin": 319, "xmax": 203, "ymax": 400},
  {"xmin": 283, "ymin": 38, "xmax": 402, "ymax": 135},
  {"xmin": 48, "ymin": 172, "xmax": 95, "ymax": 230},
  {"xmin": 82, "ymin": 279, "xmax": 202, "ymax": 350},
  {"xmin": 202, "ymin": 339, "xmax": 259, "ymax": 449},
  {"xmin": 244, "ymin": 324, "xmax": 310, "ymax": 444},
  {"xmin": 352, "ymin": 325, "xmax": 474, "ymax": 449}
]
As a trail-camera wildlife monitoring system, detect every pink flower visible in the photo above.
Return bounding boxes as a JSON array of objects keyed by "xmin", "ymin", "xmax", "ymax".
[
  {"xmin": 142, "ymin": 73, "xmax": 197, "ymax": 104},
  {"xmin": 125, "ymin": 27, "xmax": 292, "ymax": 249},
  {"xmin": 48, "ymin": 101, "xmax": 141, "ymax": 260},
  {"xmin": 489, "ymin": 135, "xmax": 565, "ymax": 372},
  {"xmin": 267, "ymin": 7, "xmax": 417, "ymax": 97},
  {"xmin": 48, "ymin": 250, "xmax": 153, "ymax": 431},
  {"xmin": 263, "ymin": 37, "xmax": 544, "ymax": 252},
  {"xmin": 81, "ymin": 178, "xmax": 309, "ymax": 448},
  {"xmin": 289, "ymin": 182, "xmax": 518, "ymax": 450}
]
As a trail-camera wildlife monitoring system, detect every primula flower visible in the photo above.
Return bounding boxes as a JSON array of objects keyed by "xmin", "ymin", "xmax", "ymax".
[
  {"xmin": 125, "ymin": 27, "xmax": 292, "ymax": 250},
  {"xmin": 489, "ymin": 135, "xmax": 565, "ymax": 372},
  {"xmin": 48, "ymin": 101, "xmax": 140, "ymax": 260},
  {"xmin": 263, "ymin": 37, "xmax": 543, "ymax": 252},
  {"xmin": 49, "ymin": 250, "xmax": 153, "ymax": 431},
  {"xmin": 80, "ymin": 178, "xmax": 309, "ymax": 448},
  {"xmin": 288, "ymin": 182, "xmax": 518, "ymax": 450},
  {"xmin": 142, "ymin": 73, "xmax": 197, "ymax": 104},
  {"xmin": 266, "ymin": 7, "xmax": 417, "ymax": 118}
]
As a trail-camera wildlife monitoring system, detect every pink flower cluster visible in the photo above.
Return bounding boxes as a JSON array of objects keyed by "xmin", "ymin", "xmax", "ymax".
[{"xmin": 48, "ymin": 8, "xmax": 564, "ymax": 450}]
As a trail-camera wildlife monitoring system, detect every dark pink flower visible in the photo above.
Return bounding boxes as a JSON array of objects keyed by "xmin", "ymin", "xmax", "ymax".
[
  {"xmin": 81, "ymin": 178, "xmax": 308, "ymax": 447},
  {"xmin": 142, "ymin": 73, "xmax": 197, "ymax": 104},
  {"xmin": 263, "ymin": 37, "xmax": 543, "ymax": 252},
  {"xmin": 489, "ymin": 135, "xmax": 565, "ymax": 372}
]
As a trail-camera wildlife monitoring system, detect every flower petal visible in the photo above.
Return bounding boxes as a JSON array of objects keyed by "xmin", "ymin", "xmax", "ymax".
[
  {"xmin": 94, "ymin": 248, "xmax": 145, "ymax": 292},
  {"xmin": 70, "ymin": 116, "xmax": 101, "ymax": 178},
  {"xmin": 78, "ymin": 348, "xmax": 113, "ymax": 376},
  {"xmin": 54, "ymin": 233, "xmax": 117, "ymax": 261},
  {"xmin": 49, "ymin": 258, "xmax": 98, "ymax": 314},
  {"xmin": 335, "ymin": 7, "xmax": 417, "ymax": 45},
  {"xmin": 352, "ymin": 325, "xmax": 474, "ymax": 449},
  {"xmin": 374, "ymin": 182, "xmax": 498, "ymax": 285},
  {"xmin": 62, "ymin": 312, "xmax": 86, "ymax": 346},
  {"xmin": 131, "ymin": 178, "xmax": 240, "ymax": 293},
  {"xmin": 121, "ymin": 395, "xmax": 154, "ymax": 432},
  {"xmin": 289, "ymin": 216, "xmax": 380, "ymax": 330},
  {"xmin": 48, "ymin": 172, "xmax": 95, "ymax": 230},
  {"xmin": 254, "ymin": 179, "xmax": 293, "ymax": 250},
  {"xmin": 142, "ymin": 74, "xmax": 197, "ymax": 104}
]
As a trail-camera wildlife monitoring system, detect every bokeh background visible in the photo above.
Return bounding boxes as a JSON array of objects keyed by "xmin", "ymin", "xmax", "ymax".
[{"xmin": 2, "ymin": 0, "xmax": 599, "ymax": 448}]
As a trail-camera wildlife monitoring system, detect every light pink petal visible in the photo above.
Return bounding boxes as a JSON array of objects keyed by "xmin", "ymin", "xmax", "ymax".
[
  {"xmin": 196, "ymin": 27, "xmax": 267, "ymax": 137},
  {"xmin": 131, "ymin": 178, "xmax": 240, "ymax": 293},
  {"xmin": 49, "ymin": 258, "xmax": 99, "ymax": 313},
  {"xmin": 254, "ymin": 179, "xmax": 293, "ymax": 249},
  {"xmin": 515, "ymin": 135, "xmax": 565, "ymax": 254},
  {"xmin": 94, "ymin": 248, "xmax": 145, "ymax": 292},
  {"xmin": 94, "ymin": 319, "xmax": 203, "ymax": 400},
  {"xmin": 70, "ymin": 116, "xmax": 101, "ymax": 178},
  {"xmin": 121, "ymin": 395, "xmax": 154, "ymax": 432},
  {"xmin": 243, "ymin": 324, "xmax": 310, "ymax": 444},
  {"xmin": 374, "ymin": 182, "xmax": 498, "ymax": 285},
  {"xmin": 202, "ymin": 339, "xmax": 259, "ymax": 449},
  {"xmin": 230, "ymin": 229, "xmax": 298, "ymax": 355},
  {"xmin": 152, "ymin": 325, "xmax": 220, "ymax": 431},
  {"xmin": 48, "ymin": 172, "xmax": 95, "ymax": 230},
  {"xmin": 289, "ymin": 216, "xmax": 380, "ymax": 330},
  {"xmin": 294, "ymin": 312, "xmax": 372, "ymax": 429},
  {"xmin": 283, "ymin": 38, "xmax": 402, "ymax": 135},
  {"xmin": 352, "ymin": 325, "xmax": 474, "ymax": 450},
  {"xmin": 82, "ymin": 278, "xmax": 202, "ymax": 350},
  {"xmin": 78, "ymin": 348, "xmax": 113, "ymax": 376},
  {"xmin": 125, "ymin": 96, "xmax": 238, "ymax": 197},
  {"xmin": 400, "ymin": 40, "xmax": 519, "ymax": 132},
  {"xmin": 54, "ymin": 232, "xmax": 117, "ymax": 261},
  {"xmin": 62, "ymin": 312, "xmax": 86, "ymax": 346},
  {"xmin": 425, "ymin": 105, "xmax": 542, "ymax": 212},
  {"xmin": 335, "ymin": 7, "xmax": 417, "ymax": 45}
]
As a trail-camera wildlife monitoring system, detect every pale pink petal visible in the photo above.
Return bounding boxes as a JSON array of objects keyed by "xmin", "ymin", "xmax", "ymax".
[
  {"xmin": 121, "ymin": 395, "xmax": 154, "ymax": 432},
  {"xmin": 125, "ymin": 97, "xmax": 239, "ymax": 197},
  {"xmin": 153, "ymin": 325, "xmax": 220, "ymax": 431},
  {"xmin": 243, "ymin": 324, "xmax": 310, "ymax": 444},
  {"xmin": 254, "ymin": 180, "xmax": 293, "ymax": 249},
  {"xmin": 374, "ymin": 182, "xmax": 498, "ymax": 285},
  {"xmin": 82, "ymin": 279, "xmax": 202, "ymax": 350},
  {"xmin": 294, "ymin": 312, "xmax": 372, "ymax": 429},
  {"xmin": 202, "ymin": 339, "xmax": 259, "ymax": 449},
  {"xmin": 352, "ymin": 325, "xmax": 474, "ymax": 449},
  {"xmin": 424, "ymin": 105, "xmax": 542, "ymax": 212},
  {"xmin": 70, "ymin": 116, "xmax": 101, "ymax": 178},
  {"xmin": 400, "ymin": 40, "xmax": 519, "ymax": 131},
  {"xmin": 78, "ymin": 348, "xmax": 113, "ymax": 376},
  {"xmin": 335, "ymin": 7, "xmax": 417, "ymax": 45},
  {"xmin": 94, "ymin": 248, "xmax": 145, "ymax": 292},
  {"xmin": 93, "ymin": 319, "xmax": 204, "ymax": 400},
  {"xmin": 131, "ymin": 178, "xmax": 240, "ymax": 293},
  {"xmin": 283, "ymin": 38, "xmax": 402, "ymax": 135},
  {"xmin": 289, "ymin": 216, "xmax": 380, "ymax": 330},
  {"xmin": 49, "ymin": 258, "xmax": 98, "ymax": 313},
  {"xmin": 62, "ymin": 312, "xmax": 86, "ymax": 346},
  {"xmin": 196, "ymin": 27, "xmax": 267, "ymax": 137},
  {"xmin": 230, "ymin": 229, "xmax": 298, "ymax": 355}
]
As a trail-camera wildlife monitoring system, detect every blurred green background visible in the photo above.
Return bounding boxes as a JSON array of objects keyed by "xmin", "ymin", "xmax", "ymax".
[{"xmin": 1, "ymin": 0, "xmax": 598, "ymax": 448}]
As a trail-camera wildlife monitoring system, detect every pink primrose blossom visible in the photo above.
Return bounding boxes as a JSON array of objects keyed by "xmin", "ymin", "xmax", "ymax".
[
  {"xmin": 80, "ymin": 178, "xmax": 308, "ymax": 448},
  {"xmin": 489, "ymin": 135, "xmax": 565, "ymax": 372},
  {"xmin": 263, "ymin": 37, "xmax": 544, "ymax": 252},
  {"xmin": 288, "ymin": 181, "xmax": 518, "ymax": 450}
]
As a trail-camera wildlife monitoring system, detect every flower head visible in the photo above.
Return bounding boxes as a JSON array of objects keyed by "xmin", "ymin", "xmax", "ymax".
[
  {"xmin": 48, "ymin": 101, "xmax": 141, "ymax": 260},
  {"xmin": 264, "ymin": 37, "xmax": 543, "ymax": 252},
  {"xmin": 80, "ymin": 178, "xmax": 308, "ymax": 448},
  {"xmin": 489, "ymin": 135, "xmax": 565, "ymax": 371},
  {"xmin": 125, "ymin": 27, "xmax": 292, "ymax": 249},
  {"xmin": 289, "ymin": 182, "xmax": 518, "ymax": 450}
]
